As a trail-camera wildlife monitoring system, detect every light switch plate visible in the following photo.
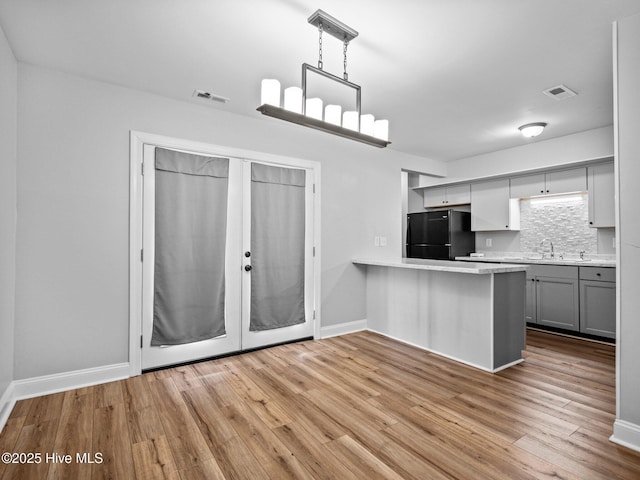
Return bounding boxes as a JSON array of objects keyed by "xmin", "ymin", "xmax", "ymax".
[{"xmin": 486, "ymin": 238, "xmax": 493, "ymax": 247}]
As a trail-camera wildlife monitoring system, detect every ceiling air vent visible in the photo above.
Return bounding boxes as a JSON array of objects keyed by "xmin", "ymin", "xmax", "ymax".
[
  {"xmin": 192, "ymin": 89, "xmax": 229, "ymax": 104},
  {"xmin": 543, "ymin": 84, "xmax": 577, "ymax": 101}
]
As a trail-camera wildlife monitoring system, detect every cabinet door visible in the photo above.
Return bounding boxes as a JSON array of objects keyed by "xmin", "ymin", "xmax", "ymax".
[
  {"xmin": 446, "ymin": 184, "xmax": 471, "ymax": 205},
  {"xmin": 423, "ymin": 186, "xmax": 447, "ymax": 208},
  {"xmin": 525, "ymin": 275, "xmax": 537, "ymax": 323},
  {"xmin": 510, "ymin": 173, "xmax": 546, "ymax": 198},
  {"xmin": 536, "ymin": 276, "xmax": 579, "ymax": 330},
  {"xmin": 580, "ymin": 280, "xmax": 616, "ymax": 338},
  {"xmin": 547, "ymin": 167, "xmax": 587, "ymax": 195},
  {"xmin": 588, "ymin": 162, "xmax": 615, "ymax": 228},
  {"xmin": 471, "ymin": 179, "xmax": 516, "ymax": 231}
]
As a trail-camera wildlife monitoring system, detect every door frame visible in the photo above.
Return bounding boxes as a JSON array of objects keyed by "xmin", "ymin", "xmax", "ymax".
[{"xmin": 129, "ymin": 131, "xmax": 321, "ymax": 376}]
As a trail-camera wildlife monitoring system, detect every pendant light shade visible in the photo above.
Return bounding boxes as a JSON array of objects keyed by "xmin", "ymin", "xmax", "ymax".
[
  {"xmin": 325, "ymin": 105, "xmax": 342, "ymax": 126},
  {"xmin": 261, "ymin": 79, "xmax": 281, "ymax": 107},
  {"xmin": 305, "ymin": 98, "xmax": 323, "ymax": 120},
  {"xmin": 284, "ymin": 86, "xmax": 303, "ymax": 113},
  {"xmin": 360, "ymin": 114, "xmax": 375, "ymax": 136},
  {"xmin": 374, "ymin": 119, "xmax": 389, "ymax": 141},
  {"xmin": 342, "ymin": 111, "xmax": 359, "ymax": 131}
]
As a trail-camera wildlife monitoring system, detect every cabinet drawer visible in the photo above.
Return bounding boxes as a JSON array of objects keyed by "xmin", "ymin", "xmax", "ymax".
[
  {"xmin": 580, "ymin": 266, "xmax": 615, "ymax": 282},
  {"xmin": 528, "ymin": 264, "xmax": 579, "ymax": 279}
]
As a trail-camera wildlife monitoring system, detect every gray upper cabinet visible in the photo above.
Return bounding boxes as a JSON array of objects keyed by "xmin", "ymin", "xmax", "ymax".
[
  {"xmin": 509, "ymin": 167, "xmax": 587, "ymax": 198},
  {"xmin": 423, "ymin": 184, "xmax": 470, "ymax": 208},
  {"xmin": 510, "ymin": 173, "xmax": 546, "ymax": 198},
  {"xmin": 588, "ymin": 162, "xmax": 615, "ymax": 228},
  {"xmin": 547, "ymin": 168, "xmax": 588, "ymax": 195},
  {"xmin": 471, "ymin": 179, "xmax": 520, "ymax": 231}
]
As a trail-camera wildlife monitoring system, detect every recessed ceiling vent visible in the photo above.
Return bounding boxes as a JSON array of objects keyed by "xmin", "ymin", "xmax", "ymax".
[
  {"xmin": 192, "ymin": 89, "xmax": 229, "ymax": 104},
  {"xmin": 543, "ymin": 84, "xmax": 577, "ymax": 101}
]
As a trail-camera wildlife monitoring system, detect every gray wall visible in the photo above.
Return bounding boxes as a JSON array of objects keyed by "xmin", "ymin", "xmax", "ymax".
[
  {"xmin": 0, "ymin": 25, "xmax": 16, "ymax": 401},
  {"xmin": 616, "ymin": 12, "xmax": 640, "ymax": 430},
  {"xmin": 13, "ymin": 63, "xmax": 445, "ymax": 380}
]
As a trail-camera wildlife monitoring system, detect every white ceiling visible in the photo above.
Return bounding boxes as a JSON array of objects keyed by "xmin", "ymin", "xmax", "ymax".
[{"xmin": 1, "ymin": 0, "xmax": 640, "ymax": 161}]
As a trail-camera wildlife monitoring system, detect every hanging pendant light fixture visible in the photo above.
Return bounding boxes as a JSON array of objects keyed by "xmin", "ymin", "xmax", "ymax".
[{"xmin": 257, "ymin": 9, "xmax": 391, "ymax": 148}]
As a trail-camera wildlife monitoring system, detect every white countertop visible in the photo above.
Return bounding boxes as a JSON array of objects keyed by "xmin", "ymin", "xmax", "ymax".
[
  {"xmin": 353, "ymin": 258, "xmax": 528, "ymax": 274},
  {"xmin": 455, "ymin": 256, "xmax": 616, "ymax": 268}
]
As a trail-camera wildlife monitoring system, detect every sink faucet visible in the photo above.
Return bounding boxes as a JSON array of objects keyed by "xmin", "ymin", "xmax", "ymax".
[{"xmin": 539, "ymin": 238, "xmax": 554, "ymax": 259}]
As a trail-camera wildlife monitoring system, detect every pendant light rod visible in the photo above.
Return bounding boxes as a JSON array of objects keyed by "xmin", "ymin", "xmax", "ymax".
[
  {"xmin": 307, "ymin": 9, "xmax": 358, "ymax": 43},
  {"xmin": 301, "ymin": 63, "xmax": 361, "ymax": 116},
  {"xmin": 256, "ymin": 104, "xmax": 390, "ymax": 148}
]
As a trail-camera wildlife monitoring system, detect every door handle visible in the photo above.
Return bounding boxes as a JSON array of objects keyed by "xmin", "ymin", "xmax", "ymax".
[{"xmin": 244, "ymin": 265, "xmax": 252, "ymax": 272}]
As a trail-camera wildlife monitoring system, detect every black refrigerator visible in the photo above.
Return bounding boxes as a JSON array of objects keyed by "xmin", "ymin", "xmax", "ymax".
[{"xmin": 406, "ymin": 210, "xmax": 475, "ymax": 260}]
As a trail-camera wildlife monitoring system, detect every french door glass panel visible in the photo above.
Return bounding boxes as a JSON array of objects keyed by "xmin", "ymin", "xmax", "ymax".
[
  {"xmin": 241, "ymin": 161, "xmax": 315, "ymax": 350},
  {"xmin": 142, "ymin": 145, "xmax": 242, "ymax": 370},
  {"xmin": 142, "ymin": 147, "xmax": 314, "ymax": 369},
  {"xmin": 151, "ymin": 148, "xmax": 229, "ymax": 346}
]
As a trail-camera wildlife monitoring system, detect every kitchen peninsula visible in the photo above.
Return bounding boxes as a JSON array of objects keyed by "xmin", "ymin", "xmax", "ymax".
[{"xmin": 353, "ymin": 258, "xmax": 528, "ymax": 372}]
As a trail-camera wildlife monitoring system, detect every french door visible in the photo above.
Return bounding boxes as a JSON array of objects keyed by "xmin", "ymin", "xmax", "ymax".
[{"xmin": 139, "ymin": 143, "xmax": 316, "ymax": 370}]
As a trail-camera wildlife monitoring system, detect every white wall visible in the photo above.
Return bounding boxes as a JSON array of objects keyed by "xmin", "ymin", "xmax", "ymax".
[
  {"xmin": 613, "ymin": 12, "xmax": 640, "ymax": 448},
  {"xmin": 13, "ymin": 63, "xmax": 445, "ymax": 379},
  {"xmin": 418, "ymin": 126, "xmax": 614, "ymax": 186},
  {"xmin": 0, "ymin": 24, "xmax": 16, "ymax": 404}
]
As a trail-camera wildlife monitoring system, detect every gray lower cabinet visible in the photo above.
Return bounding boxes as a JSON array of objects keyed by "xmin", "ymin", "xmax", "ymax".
[
  {"xmin": 536, "ymin": 276, "xmax": 580, "ymax": 330},
  {"xmin": 525, "ymin": 272, "xmax": 536, "ymax": 323},
  {"xmin": 579, "ymin": 267, "xmax": 616, "ymax": 339},
  {"xmin": 525, "ymin": 265, "xmax": 580, "ymax": 331},
  {"xmin": 467, "ymin": 259, "xmax": 616, "ymax": 338}
]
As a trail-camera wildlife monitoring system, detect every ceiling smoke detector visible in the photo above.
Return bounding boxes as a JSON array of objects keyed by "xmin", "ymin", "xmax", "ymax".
[
  {"xmin": 543, "ymin": 84, "xmax": 577, "ymax": 101},
  {"xmin": 192, "ymin": 89, "xmax": 229, "ymax": 103}
]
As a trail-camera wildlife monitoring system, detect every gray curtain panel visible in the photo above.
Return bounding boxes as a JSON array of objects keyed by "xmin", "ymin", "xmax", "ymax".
[
  {"xmin": 151, "ymin": 148, "xmax": 229, "ymax": 346},
  {"xmin": 250, "ymin": 163, "xmax": 306, "ymax": 331}
]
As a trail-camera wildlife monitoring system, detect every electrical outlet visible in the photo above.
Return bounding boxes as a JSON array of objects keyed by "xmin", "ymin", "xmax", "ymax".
[
  {"xmin": 374, "ymin": 236, "xmax": 380, "ymax": 247},
  {"xmin": 485, "ymin": 238, "xmax": 493, "ymax": 247},
  {"xmin": 380, "ymin": 236, "xmax": 387, "ymax": 247}
]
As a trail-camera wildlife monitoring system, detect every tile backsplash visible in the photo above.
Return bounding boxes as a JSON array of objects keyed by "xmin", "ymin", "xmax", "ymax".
[{"xmin": 519, "ymin": 193, "xmax": 597, "ymax": 255}]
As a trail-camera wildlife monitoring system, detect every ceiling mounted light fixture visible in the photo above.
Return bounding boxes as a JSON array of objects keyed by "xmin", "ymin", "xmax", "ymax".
[
  {"xmin": 518, "ymin": 122, "xmax": 547, "ymax": 138},
  {"xmin": 257, "ymin": 9, "xmax": 391, "ymax": 148}
]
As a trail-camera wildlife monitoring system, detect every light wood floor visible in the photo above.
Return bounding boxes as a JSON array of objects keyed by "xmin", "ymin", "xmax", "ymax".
[{"xmin": 1, "ymin": 329, "xmax": 639, "ymax": 479}]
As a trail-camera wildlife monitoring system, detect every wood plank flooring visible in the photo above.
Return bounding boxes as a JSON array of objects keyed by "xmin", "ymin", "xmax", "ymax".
[{"xmin": 2, "ymin": 329, "xmax": 640, "ymax": 479}]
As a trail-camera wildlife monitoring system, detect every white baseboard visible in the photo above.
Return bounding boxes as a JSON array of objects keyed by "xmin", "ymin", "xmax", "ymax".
[
  {"xmin": 0, "ymin": 363, "xmax": 130, "ymax": 433},
  {"xmin": 320, "ymin": 319, "xmax": 367, "ymax": 339},
  {"xmin": 0, "ymin": 382, "xmax": 16, "ymax": 433},
  {"xmin": 367, "ymin": 328, "xmax": 502, "ymax": 373},
  {"xmin": 610, "ymin": 419, "xmax": 640, "ymax": 452},
  {"xmin": 13, "ymin": 363, "xmax": 130, "ymax": 400}
]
